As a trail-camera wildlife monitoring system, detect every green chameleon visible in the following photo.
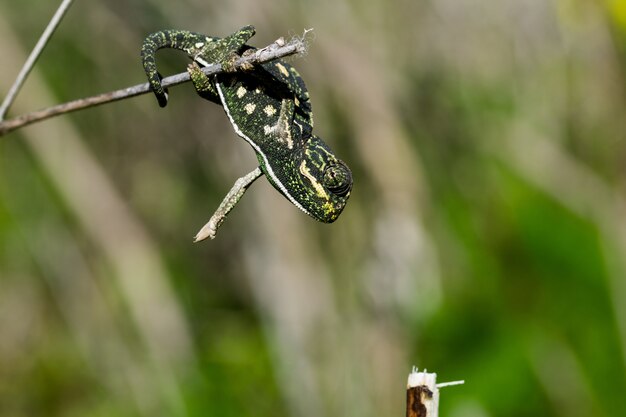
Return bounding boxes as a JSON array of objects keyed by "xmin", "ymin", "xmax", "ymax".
[{"xmin": 141, "ymin": 25, "xmax": 352, "ymax": 241}]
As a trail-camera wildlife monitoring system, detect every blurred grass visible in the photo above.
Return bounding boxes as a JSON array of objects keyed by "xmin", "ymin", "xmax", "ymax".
[{"xmin": 1, "ymin": 0, "xmax": 626, "ymax": 416}]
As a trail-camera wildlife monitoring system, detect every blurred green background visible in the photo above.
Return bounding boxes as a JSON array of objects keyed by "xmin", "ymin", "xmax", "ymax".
[{"xmin": 1, "ymin": 0, "xmax": 626, "ymax": 416}]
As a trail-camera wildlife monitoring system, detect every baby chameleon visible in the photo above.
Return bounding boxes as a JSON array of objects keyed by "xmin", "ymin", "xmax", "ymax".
[{"xmin": 141, "ymin": 26, "xmax": 352, "ymax": 241}]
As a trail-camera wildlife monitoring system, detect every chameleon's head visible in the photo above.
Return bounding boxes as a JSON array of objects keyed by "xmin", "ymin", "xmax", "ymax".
[{"xmin": 264, "ymin": 135, "xmax": 353, "ymax": 223}]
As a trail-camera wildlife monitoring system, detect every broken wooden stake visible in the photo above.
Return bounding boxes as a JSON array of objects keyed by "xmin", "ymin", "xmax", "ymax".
[{"xmin": 406, "ymin": 367, "xmax": 464, "ymax": 417}]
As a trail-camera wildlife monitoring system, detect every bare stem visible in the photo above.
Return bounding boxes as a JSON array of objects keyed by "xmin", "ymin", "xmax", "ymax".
[
  {"xmin": 0, "ymin": 0, "xmax": 74, "ymax": 121},
  {"xmin": 0, "ymin": 37, "xmax": 307, "ymax": 137},
  {"xmin": 193, "ymin": 166, "xmax": 263, "ymax": 242},
  {"xmin": 406, "ymin": 367, "xmax": 464, "ymax": 417}
]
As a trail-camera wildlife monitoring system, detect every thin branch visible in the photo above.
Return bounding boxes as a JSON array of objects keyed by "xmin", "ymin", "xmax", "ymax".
[
  {"xmin": 193, "ymin": 166, "xmax": 263, "ymax": 242},
  {"xmin": 0, "ymin": 36, "xmax": 307, "ymax": 137},
  {"xmin": 0, "ymin": 0, "xmax": 74, "ymax": 121}
]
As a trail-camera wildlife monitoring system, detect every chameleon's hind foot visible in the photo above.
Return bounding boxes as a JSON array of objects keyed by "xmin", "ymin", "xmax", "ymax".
[
  {"xmin": 187, "ymin": 62, "xmax": 219, "ymax": 100},
  {"xmin": 213, "ymin": 25, "xmax": 256, "ymax": 72}
]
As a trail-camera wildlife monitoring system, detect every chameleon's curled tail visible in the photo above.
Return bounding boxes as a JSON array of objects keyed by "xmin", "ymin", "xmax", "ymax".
[{"xmin": 140, "ymin": 30, "xmax": 209, "ymax": 107}]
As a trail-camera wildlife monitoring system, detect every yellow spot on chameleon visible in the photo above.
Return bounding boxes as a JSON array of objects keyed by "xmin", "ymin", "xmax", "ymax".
[
  {"xmin": 299, "ymin": 161, "xmax": 329, "ymax": 200},
  {"xmin": 244, "ymin": 103, "xmax": 256, "ymax": 114},
  {"xmin": 276, "ymin": 63, "xmax": 290, "ymax": 77},
  {"xmin": 236, "ymin": 86, "xmax": 247, "ymax": 98},
  {"xmin": 264, "ymin": 105, "xmax": 276, "ymax": 116}
]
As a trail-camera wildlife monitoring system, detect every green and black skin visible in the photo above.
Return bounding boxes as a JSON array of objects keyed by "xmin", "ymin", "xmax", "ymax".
[{"xmin": 141, "ymin": 26, "xmax": 352, "ymax": 223}]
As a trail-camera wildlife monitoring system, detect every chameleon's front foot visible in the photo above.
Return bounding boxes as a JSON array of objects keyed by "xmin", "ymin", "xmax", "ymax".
[{"xmin": 194, "ymin": 167, "xmax": 263, "ymax": 242}]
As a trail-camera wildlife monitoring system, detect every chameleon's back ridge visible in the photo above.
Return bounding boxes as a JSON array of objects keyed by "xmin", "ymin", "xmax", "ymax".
[{"xmin": 141, "ymin": 25, "xmax": 352, "ymax": 240}]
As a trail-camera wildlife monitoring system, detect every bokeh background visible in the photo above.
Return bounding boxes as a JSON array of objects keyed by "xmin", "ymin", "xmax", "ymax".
[{"xmin": 1, "ymin": 0, "xmax": 626, "ymax": 416}]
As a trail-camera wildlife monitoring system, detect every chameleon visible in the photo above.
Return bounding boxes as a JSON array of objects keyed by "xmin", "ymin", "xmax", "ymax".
[{"xmin": 141, "ymin": 26, "xmax": 352, "ymax": 241}]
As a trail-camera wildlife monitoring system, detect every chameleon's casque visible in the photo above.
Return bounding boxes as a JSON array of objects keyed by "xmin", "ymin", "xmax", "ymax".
[{"xmin": 141, "ymin": 26, "xmax": 352, "ymax": 229}]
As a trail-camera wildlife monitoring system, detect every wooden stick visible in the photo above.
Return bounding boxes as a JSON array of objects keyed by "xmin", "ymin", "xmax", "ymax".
[{"xmin": 406, "ymin": 367, "xmax": 464, "ymax": 417}]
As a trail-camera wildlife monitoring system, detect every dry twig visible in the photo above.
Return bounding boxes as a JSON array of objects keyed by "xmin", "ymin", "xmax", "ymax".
[{"xmin": 0, "ymin": 0, "xmax": 74, "ymax": 120}]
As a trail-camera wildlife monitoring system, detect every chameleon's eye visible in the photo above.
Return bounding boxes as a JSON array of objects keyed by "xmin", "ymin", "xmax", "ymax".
[{"xmin": 323, "ymin": 162, "xmax": 352, "ymax": 197}]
